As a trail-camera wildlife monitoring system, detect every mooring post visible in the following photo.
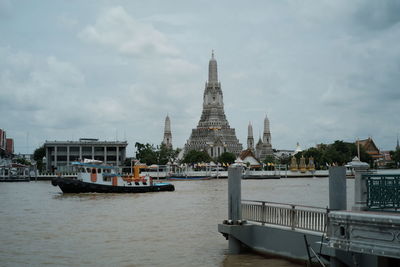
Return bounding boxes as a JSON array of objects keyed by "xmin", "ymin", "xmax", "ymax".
[
  {"xmin": 349, "ymin": 157, "xmax": 370, "ymax": 211},
  {"xmin": 329, "ymin": 166, "xmax": 347, "ymax": 211},
  {"xmin": 228, "ymin": 165, "xmax": 243, "ymax": 254}
]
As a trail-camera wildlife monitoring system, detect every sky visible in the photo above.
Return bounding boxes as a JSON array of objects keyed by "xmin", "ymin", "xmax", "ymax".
[{"xmin": 1, "ymin": 0, "xmax": 400, "ymax": 156}]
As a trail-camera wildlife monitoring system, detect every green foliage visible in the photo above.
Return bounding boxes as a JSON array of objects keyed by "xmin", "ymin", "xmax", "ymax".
[
  {"xmin": 158, "ymin": 144, "xmax": 179, "ymax": 165},
  {"xmin": 263, "ymin": 155, "xmax": 276, "ymax": 164},
  {"xmin": 182, "ymin": 150, "xmax": 212, "ymax": 164},
  {"xmin": 33, "ymin": 145, "xmax": 46, "ymax": 171},
  {"xmin": 391, "ymin": 149, "xmax": 400, "ymax": 166},
  {"xmin": 297, "ymin": 140, "xmax": 372, "ymax": 169},
  {"xmin": 33, "ymin": 146, "xmax": 45, "ymax": 161},
  {"xmin": 134, "ymin": 142, "xmax": 180, "ymax": 165},
  {"xmin": 14, "ymin": 157, "xmax": 30, "ymax": 166},
  {"xmin": 135, "ymin": 142, "xmax": 158, "ymax": 165},
  {"xmin": 217, "ymin": 152, "xmax": 236, "ymax": 164},
  {"xmin": 275, "ymin": 153, "xmax": 291, "ymax": 165}
]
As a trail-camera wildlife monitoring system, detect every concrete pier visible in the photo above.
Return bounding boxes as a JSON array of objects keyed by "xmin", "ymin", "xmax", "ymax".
[
  {"xmin": 329, "ymin": 166, "xmax": 347, "ymax": 211},
  {"xmin": 219, "ymin": 159, "xmax": 400, "ymax": 266},
  {"xmin": 349, "ymin": 157, "xmax": 370, "ymax": 211},
  {"xmin": 227, "ymin": 165, "xmax": 243, "ymax": 254}
]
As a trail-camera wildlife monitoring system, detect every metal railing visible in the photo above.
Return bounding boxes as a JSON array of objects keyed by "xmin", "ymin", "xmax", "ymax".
[
  {"xmin": 241, "ymin": 200, "xmax": 329, "ymax": 233},
  {"xmin": 365, "ymin": 174, "xmax": 400, "ymax": 211}
]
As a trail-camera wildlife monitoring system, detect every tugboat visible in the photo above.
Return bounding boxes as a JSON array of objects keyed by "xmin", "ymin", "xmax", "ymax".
[{"xmin": 51, "ymin": 160, "xmax": 174, "ymax": 193}]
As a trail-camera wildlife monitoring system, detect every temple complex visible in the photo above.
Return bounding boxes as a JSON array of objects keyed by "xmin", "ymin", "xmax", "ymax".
[
  {"xmin": 184, "ymin": 52, "xmax": 242, "ymax": 157},
  {"xmin": 162, "ymin": 115, "xmax": 172, "ymax": 149}
]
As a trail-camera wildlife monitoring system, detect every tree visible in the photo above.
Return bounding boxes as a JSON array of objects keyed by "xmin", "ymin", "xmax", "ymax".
[
  {"xmin": 298, "ymin": 140, "xmax": 373, "ymax": 169},
  {"xmin": 217, "ymin": 152, "xmax": 236, "ymax": 164},
  {"xmin": 182, "ymin": 150, "xmax": 212, "ymax": 164},
  {"xmin": 158, "ymin": 144, "xmax": 179, "ymax": 165},
  {"xmin": 14, "ymin": 157, "xmax": 30, "ymax": 166},
  {"xmin": 33, "ymin": 145, "xmax": 46, "ymax": 171},
  {"xmin": 277, "ymin": 154, "xmax": 291, "ymax": 165},
  {"xmin": 135, "ymin": 142, "xmax": 158, "ymax": 165},
  {"xmin": 390, "ymin": 149, "xmax": 400, "ymax": 167},
  {"xmin": 134, "ymin": 143, "xmax": 181, "ymax": 165},
  {"xmin": 263, "ymin": 155, "xmax": 276, "ymax": 164}
]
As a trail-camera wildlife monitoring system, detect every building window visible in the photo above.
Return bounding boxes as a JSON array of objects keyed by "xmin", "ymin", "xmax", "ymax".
[
  {"xmin": 106, "ymin": 147, "xmax": 117, "ymax": 152},
  {"xmin": 82, "ymin": 147, "xmax": 92, "ymax": 153},
  {"xmin": 70, "ymin": 146, "xmax": 79, "ymax": 152},
  {"xmin": 95, "ymin": 147, "xmax": 104, "ymax": 152},
  {"xmin": 57, "ymin": 147, "xmax": 67, "ymax": 152},
  {"xmin": 94, "ymin": 156, "xmax": 104, "ymax": 161},
  {"xmin": 57, "ymin": 156, "xmax": 67, "ymax": 161},
  {"xmin": 107, "ymin": 156, "xmax": 116, "ymax": 161},
  {"xmin": 69, "ymin": 156, "xmax": 79, "ymax": 161}
]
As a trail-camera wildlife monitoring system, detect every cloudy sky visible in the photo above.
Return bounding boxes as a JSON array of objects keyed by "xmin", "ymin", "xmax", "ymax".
[{"xmin": 1, "ymin": 0, "xmax": 400, "ymax": 156}]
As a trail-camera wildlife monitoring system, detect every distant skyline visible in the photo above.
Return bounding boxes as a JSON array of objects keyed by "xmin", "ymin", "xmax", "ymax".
[{"xmin": 1, "ymin": 0, "xmax": 400, "ymax": 156}]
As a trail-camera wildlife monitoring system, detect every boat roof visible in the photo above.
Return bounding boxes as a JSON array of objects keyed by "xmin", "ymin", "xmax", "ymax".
[{"xmin": 71, "ymin": 161, "xmax": 117, "ymax": 169}]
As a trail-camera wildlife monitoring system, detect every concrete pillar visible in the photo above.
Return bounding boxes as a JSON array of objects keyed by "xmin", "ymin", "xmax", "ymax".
[
  {"xmin": 116, "ymin": 146, "xmax": 119, "ymax": 167},
  {"xmin": 67, "ymin": 145, "xmax": 70, "ymax": 166},
  {"xmin": 228, "ymin": 165, "xmax": 242, "ymax": 221},
  {"xmin": 104, "ymin": 146, "xmax": 107, "ymax": 164},
  {"xmin": 45, "ymin": 147, "xmax": 49, "ymax": 171},
  {"xmin": 228, "ymin": 165, "xmax": 243, "ymax": 254},
  {"xmin": 54, "ymin": 146, "xmax": 57, "ymax": 172},
  {"xmin": 329, "ymin": 166, "xmax": 347, "ymax": 211},
  {"xmin": 350, "ymin": 157, "xmax": 370, "ymax": 211},
  {"xmin": 79, "ymin": 146, "xmax": 82, "ymax": 161}
]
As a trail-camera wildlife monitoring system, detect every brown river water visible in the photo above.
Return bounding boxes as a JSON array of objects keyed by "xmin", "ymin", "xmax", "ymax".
[{"xmin": 0, "ymin": 178, "xmax": 354, "ymax": 266}]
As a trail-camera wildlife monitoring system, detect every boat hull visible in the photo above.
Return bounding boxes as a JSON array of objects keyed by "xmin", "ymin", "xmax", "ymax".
[{"xmin": 52, "ymin": 177, "xmax": 174, "ymax": 193}]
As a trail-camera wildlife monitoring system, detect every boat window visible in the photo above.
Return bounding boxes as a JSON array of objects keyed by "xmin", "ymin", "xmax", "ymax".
[
  {"xmin": 86, "ymin": 168, "xmax": 91, "ymax": 173},
  {"xmin": 91, "ymin": 168, "xmax": 96, "ymax": 174},
  {"xmin": 97, "ymin": 168, "xmax": 102, "ymax": 173}
]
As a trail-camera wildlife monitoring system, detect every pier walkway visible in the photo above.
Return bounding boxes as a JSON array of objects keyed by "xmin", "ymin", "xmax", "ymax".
[{"xmin": 218, "ymin": 160, "xmax": 400, "ymax": 267}]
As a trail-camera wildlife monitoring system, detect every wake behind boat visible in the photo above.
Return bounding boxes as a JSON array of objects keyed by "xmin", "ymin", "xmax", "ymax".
[
  {"xmin": 52, "ymin": 160, "xmax": 174, "ymax": 193},
  {"xmin": 168, "ymin": 176, "xmax": 212, "ymax": 181}
]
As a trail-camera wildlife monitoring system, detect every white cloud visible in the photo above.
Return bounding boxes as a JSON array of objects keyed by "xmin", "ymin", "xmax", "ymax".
[
  {"xmin": 2, "ymin": 1, "xmax": 400, "ymax": 154},
  {"xmin": 78, "ymin": 6, "xmax": 179, "ymax": 57}
]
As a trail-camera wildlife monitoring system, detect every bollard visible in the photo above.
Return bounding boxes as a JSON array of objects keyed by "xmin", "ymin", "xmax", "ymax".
[
  {"xmin": 228, "ymin": 165, "xmax": 242, "ymax": 221},
  {"xmin": 329, "ymin": 166, "xmax": 347, "ymax": 211},
  {"xmin": 228, "ymin": 165, "xmax": 243, "ymax": 254},
  {"xmin": 348, "ymin": 157, "xmax": 369, "ymax": 211}
]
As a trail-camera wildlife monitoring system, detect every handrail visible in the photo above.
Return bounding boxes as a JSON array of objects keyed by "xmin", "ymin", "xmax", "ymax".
[
  {"xmin": 242, "ymin": 199, "xmax": 327, "ymax": 211},
  {"xmin": 241, "ymin": 200, "xmax": 329, "ymax": 233}
]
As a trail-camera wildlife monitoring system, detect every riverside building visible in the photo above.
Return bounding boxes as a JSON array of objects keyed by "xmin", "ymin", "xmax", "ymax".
[
  {"xmin": 44, "ymin": 138, "xmax": 127, "ymax": 172},
  {"xmin": 185, "ymin": 52, "xmax": 242, "ymax": 157}
]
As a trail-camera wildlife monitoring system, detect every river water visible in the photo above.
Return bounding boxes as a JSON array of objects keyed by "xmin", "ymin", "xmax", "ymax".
[{"xmin": 0, "ymin": 178, "xmax": 354, "ymax": 266}]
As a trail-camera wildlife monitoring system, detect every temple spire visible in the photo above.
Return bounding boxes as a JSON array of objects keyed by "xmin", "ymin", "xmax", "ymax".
[
  {"xmin": 162, "ymin": 115, "xmax": 172, "ymax": 149},
  {"xmin": 247, "ymin": 121, "xmax": 254, "ymax": 151},
  {"xmin": 208, "ymin": 50, "xmax": 218, "ymax": 83}
]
